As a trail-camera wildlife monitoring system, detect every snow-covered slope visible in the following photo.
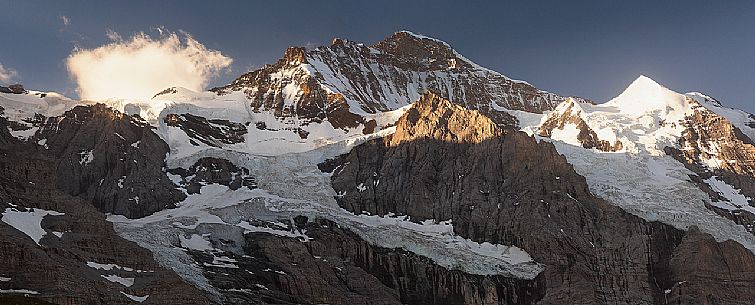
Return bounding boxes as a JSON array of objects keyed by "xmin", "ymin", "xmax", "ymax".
[
  {"xmin": 0, "ymin": 90, "xmax": 78, "ymax": 140},
  {"xmin": 0, "ymin": 90, "xmax": 77, "ymax": 121},
  {"xmin": 100, "ymin": 86, "xmax": 408, "ymax": 157},
  {"xmin": 521, "ymin": 75, "xmax": 755, "ymax": 251}
]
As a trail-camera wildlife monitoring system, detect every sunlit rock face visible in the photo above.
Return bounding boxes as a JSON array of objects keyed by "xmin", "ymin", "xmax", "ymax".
[{"xmin": 666, "ymin": 100, "xmax": 755, "ymax": 233}]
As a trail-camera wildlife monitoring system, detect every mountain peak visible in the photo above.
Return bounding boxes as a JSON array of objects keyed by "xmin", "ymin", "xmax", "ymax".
[
  {"xmin": 374, "ymin": 30, "xmax": 455, "ymax": 59},
  {"xmin": 391, "ymin": 30, "xmax": 450, "ymax": 45},
  {"xmin": 627, "ymin": 75, "xmax": 664, "ymax": 92},
  {"xmin": 606, "ymin": 75, "xmax": 688, "ymax": 115}
]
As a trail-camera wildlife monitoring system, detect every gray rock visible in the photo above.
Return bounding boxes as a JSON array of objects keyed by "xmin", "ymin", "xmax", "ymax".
[{"xmin": 33, "ymin": 104, "xmax": 186, "ymax": 218}]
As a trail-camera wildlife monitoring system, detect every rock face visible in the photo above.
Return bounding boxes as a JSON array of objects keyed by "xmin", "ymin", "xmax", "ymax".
[
  {"xmin": 665, "ymin": 100, "xmax": 755, "ymax": 234},
  {"xmin": 0, "ymin": 84, "xmax": 27, "ymax": 94},
  {"xmin": 29, "ymin": 104, "xmax": 186, "ymax": 218},
  {"xmin": 0, "ymin": 114, "xmax": 212, "ymax": 305},
  {"xmin": 164, "ymin": 113, "xmax": 248, "ymax": 146},
  {"xmin": 323, "ymin": 93, "xmax": 755, "ymax": 305},
  {"xmin": 168, "ymin": 157, "xmax": 258, "ymax": 194},
  {"xmin": 190, "ymin": 218, "xmax": 544, "ymax": 305},
  {"xmin": 539, "ymin": 99, "xmax": 623, "ymax": 152},
  {"xmin": 389, "ymin": 91, "xmax": 503, "ymax": 146},
  {"xmin": 211, "ymin": 31, "xmax": 583, "ymax": 131}
]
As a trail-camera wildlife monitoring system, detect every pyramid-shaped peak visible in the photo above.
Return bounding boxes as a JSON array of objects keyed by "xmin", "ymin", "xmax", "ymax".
[
  {"xmin": 606, "ymin": 75, "xmax": 687, "ymax": 115},
  {"xmin": 625, "ymin": 75, "xmax": 665, "ymax": 93}
]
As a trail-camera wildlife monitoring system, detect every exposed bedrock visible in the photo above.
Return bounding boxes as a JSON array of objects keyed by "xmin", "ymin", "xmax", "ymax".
[
  {"xmin": 190, "ymin": 218, "xmax": 545, "ymax": 305},
  {"xmin": 164, "ymin": 113, "xmax": 248, "ymax": 146},
  {"xmin": 168, "ymin": 157, "xmax": 258, "ymax": 194},
  {"xmin": 538, "ymin": 99, "xmax": 623, "ymax": 152}
]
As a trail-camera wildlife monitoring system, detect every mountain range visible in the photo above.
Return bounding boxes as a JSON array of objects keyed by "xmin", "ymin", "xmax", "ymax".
[{"xmin": 0, "ymin": 31, "xmax": 754, "ymax": 305}]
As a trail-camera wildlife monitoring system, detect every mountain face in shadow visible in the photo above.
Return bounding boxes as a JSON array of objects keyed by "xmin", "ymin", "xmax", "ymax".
[{"xmin": 322, "ymin": 92, "xmax": 755, "ymax": 305}]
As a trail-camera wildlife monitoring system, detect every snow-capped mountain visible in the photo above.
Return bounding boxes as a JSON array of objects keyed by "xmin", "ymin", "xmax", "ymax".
[
  {"xmin": 1, "ymin": 32, "xmax": 755, "ymax": 305},
  {"xmin": 105, "ymin": 31, "xmax": 585, "ymax": 157},
  {"xmin": 528, "ymin": 75, "xmax": 755, "ymax": 241},
  {"xmin": 210, "ymin": 31, "xmax": 581, "ymax": 127}
]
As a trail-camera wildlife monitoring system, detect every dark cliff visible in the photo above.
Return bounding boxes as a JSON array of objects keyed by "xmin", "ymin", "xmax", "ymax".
[{"xmin": 322, "ymin": 92, "xmax": 755, "ymax": 305}]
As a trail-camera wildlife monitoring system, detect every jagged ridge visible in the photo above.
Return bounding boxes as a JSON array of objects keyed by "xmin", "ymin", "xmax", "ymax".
[{"xmin": 212, "ymin": 31, "xmax": 585, "ymax": 131}]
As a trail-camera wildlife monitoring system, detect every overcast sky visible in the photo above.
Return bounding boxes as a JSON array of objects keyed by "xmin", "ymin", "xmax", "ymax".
[{"xmin": 1, "ymin": 0, "xmax": 754, "ymax": 112}]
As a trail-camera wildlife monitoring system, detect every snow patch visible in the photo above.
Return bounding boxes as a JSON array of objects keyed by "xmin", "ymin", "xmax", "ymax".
[
  {"xmin": 549, "ymin": 123, "xmax": 582, "ymax": 147},
  {"xmin": 86, "ymin": 261, "xmax": 149, "ymax": 273},
  {"xmin": 101, "ymin": 274, "xmax": 135, "ymax": 287},
  {"xmin": 179, "ymin": 234, "xmax": 213, "ymax": 251},
  {"xmin": 8, "ymin": 126, "xmax": 38, "ymax": 140},
  {"xmin": 78, "ymin": 150, "xmax": 94, "ymax": 165},
  {"xmin": 120, "ymin": 291, "xmax": 149, "ymax": 302},
  {"xmin": 0, "ymin": 289, "xmax": 39, "ymax": 295},
  {"xmin": 1, "ymin": 208, "xmax": 64, "ymax": 245},
  {"xmin": 705, "ymin": 176, "xmax": 755, "ymax": 214}
]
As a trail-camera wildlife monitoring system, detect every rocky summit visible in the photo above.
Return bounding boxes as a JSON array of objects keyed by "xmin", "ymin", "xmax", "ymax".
[{"xmin": 1, "ymin": 31, "xmax": 755, "ymax": 305}]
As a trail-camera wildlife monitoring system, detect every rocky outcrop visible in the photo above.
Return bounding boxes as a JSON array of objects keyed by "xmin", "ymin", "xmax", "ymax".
[
  {"xmin": 211, "ymin": 31, "xmax": 582, "ymax": 131},
  {"xmin": 153, "ymin": 87, "xmax": 178, "ymax": 98},
  {"xmin": 0, "ymin": 116, "xmax": 212, "ymax": 305},
  {"xmin": 168, "ymin": 157, "xmax": 258, "ymax": 194},
  {"xmin": 389, "ymin": 91, "xmax": 503, "ymax": 146},
  {"xmin": 189, "ymin": 218, "xmax": 543, "ymax": 305},
  {"xmin": 322, "ymin": 93, "xmax": 755, "ymax": 304},
  {"xmin": 165, "ymin": 113, "xmax": 248, "ymax": 146},
  {"xmin": 0, "ymin": 84, "xmax": 27, "ymax": 94},
  {"xmin": 665, "ymin": 100, "xmax": 755, "ymax": 234},
  {"xmin": 539, "ymin": 99, "xmax": 623, "ymax": 152}
]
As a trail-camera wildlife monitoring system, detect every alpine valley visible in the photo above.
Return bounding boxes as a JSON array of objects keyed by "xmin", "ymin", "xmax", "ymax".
[{"xmin": 1, "ymin": 31, "xmax": 754, "ymax": 305}]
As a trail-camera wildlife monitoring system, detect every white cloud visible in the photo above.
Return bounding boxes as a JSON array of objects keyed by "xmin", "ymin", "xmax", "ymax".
[
  {"xmin": 66, "ymin": 30, "xmax": 233, "ymax": 101},
  {"xmin": 0, "ymin": 63, "xmax": 18, "ymax": 83}
]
